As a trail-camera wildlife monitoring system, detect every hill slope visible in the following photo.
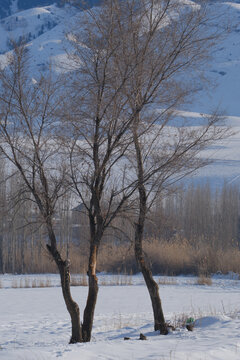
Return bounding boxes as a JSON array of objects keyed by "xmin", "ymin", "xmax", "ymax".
[{"xmin": 0, "ymin": 1, "xmax": 239, "ymax": 186}]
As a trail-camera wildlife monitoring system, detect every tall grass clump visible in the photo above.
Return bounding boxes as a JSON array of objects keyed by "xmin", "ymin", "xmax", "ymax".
[
  {"xmin": 196, "ymin": 275, "xmax": 212, "ymax": 286},
  {"xmin": 12, "ymin": 279, "xmax": 19, "ymax": 288},
  {"xmin": 142, "ymin": 238, "xmax": 240, "ymax": 276},
  {"xmin": 4, "ymin": 239, "xmax": 240, "ymax": 277},
  {"xmin": 71, "ymin": 274, "xmax": 88, "ymax": 286}
]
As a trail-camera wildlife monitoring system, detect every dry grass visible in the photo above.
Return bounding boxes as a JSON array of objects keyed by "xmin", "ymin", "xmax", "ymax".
[
  {"xmin": 70, "ymin": 273, "xmax": 133, "ymax": 287},
  {"xmin": 170, "ymin": 313, "xmax": 191, "ymax": 330},
  {"xmin": 12, "ymin": 279, "xmax": 19, "ymax": 288},
  {"xmin": 83, "ymin": 239, "xmax": 240, "ymax": 276},
  {"xmin": 196, "ymin": 276, "xmax": 212, "ymax": 286},
  {"xmin": 4, "ymin": 237, "xmax": 240, "ymax": 276},
  {"xmin": 71, "ymin": 274, "xmax": 88, "ymax": 286},
  {"xmin": 145, "ymin": 238, "xmax": 197, "ymax": 275},
  {"xmin": 158, "ymin": 277, "xmax": 177, "ymax": 286},
  {"xmin": 44, "ymin": 278, "xmax": 52, "ymax": 287},
  {"xmin": 8, "ymin": 273, "xmax": 134, "ymax": 289},
  {"xmin": 11, "ymin": 277, "xmax": 53, "ymax": 288},
  {"xmin": 100, "ymin": 274, "xmax": 133, "ymax": 286},
  {"xmin": 31, "ymin": 279, "xmax": 37, "ymax": 288},
  {"xmin": 142, "ymin": 238, "xmax": 240, "ymax": 276},
  {"xmin": 24, "ymin": 278, "xmax": 31, "ymax": 288},
  {"xmin": 169, "ymin": 303, "xmax": 240, "ymax": 336},
  {"xmin": 32, "ymin": 278, "xmax": 52, "ymax": 288}
]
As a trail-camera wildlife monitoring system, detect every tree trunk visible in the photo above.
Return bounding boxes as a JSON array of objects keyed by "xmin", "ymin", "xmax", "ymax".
[
  {"xmin": 46, "ymin": 224, "xmax": 82, "ymax": 344},
  {"xmin": 82, "ymin": 243, "xmax": 99, "ymax": 342},
  {"xmin": 135, "ymin": 228, "xmax": 168, "ymax": 334},
  {"xmin": 133, "ymin": 122, "xmax": 168, "ymax": 335},
  {"xmin": 57, "ymin": 259, "xmax": 82, "ymax": 343}
]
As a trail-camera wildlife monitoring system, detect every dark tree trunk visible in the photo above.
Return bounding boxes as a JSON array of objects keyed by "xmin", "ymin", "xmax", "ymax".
[
  {"xmin": 135, "ymin": 224, "xmax": 168, "ymax": 334},
  {"xmin": 82, "ymin": 243, "xmax": 99, "ymax": 342},
  {"xmin": 57, "ymin": 259, "xmax": 82, "ymax": 343},
  {"xmin": 133, "ymin": 124, "xmax": 168, "ymax": 335},
  {"xmin": 46, "ymin": 224, "xmax": 82, "ymax": 344}
]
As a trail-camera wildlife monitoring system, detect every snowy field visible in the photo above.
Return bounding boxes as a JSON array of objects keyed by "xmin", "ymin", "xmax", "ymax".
[
  {"xmin": 0, "ymin": 1, "xmax": 240, "ymax": 359},
  {"xmin": 0, "ymin": 274, "xmax": 240, "ymax": 360}
]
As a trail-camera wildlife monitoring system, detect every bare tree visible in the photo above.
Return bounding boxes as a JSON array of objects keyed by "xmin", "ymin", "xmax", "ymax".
[
  {"xmin": 62, "ymin": 0, "xmax": 149, "ymax": 341},
  {"xmin": 0, "ymin": 45, "xmax": 82, "ymax": 343},
  {"xmin": 65, "ymin": 0, "xmax": 228, "ymax": 335},
  {"xmin": 109, "ymin": 0, "xmax": 228, "ymax": 333}
]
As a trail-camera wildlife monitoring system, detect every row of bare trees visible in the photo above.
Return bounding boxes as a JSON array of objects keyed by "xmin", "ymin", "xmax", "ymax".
[
  {"xmin": 1, "ymin": 179, "xmax": 239, "ymax": 274},
  {"xmin": 0, "ymin": 0, "xmax": 229, "ymax": 344},
  {"xmin": 151, "ymin": 182, "xmax": 240, "ymax": 248}
]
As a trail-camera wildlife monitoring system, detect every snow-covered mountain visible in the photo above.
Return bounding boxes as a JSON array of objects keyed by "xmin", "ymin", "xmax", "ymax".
[
  {"xmin": 0, "ymin": 1, "xmax": 102, "ymax": 55},
  {"xmin": 0, "ymin": 5, "xmax": 69, "ymax": 54},
  {"xmin": 0, "ymin": 0, "xmax": 101, "ymax": 19},
  {"xmin": 0, "ymin": 0, "xmax": 240, "ymax": 186},
  {"xmin": 0, "ymin": 0, "xmax": 59, "ymax": 19}
]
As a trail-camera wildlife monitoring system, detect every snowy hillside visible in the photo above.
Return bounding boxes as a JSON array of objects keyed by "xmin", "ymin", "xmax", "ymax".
[
  {"xmin": 179, "ymin": 1, "xmax": 240, "ymax": 185},
  {"xmin": 0, "ymin": 5, "xmax": 75, "ymax": 54},
  {"xmin": 0, "ymin": 0, "xmax": 101, "ymax": 19},
  {"xmin": 0, "ymin": 0, "xmax": 239, "ymax": 185},
  {"xmin": 0, "ymin": 0, "xmax": 61, "ymax": 19}
]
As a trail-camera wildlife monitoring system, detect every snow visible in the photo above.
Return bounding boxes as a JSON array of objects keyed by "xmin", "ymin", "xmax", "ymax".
[
  {"xmin": 10, "ymin": 0, "xmax": 19, "ymax": 16},
  {"xmin": 0, "ymin": 0, "xmax": 238, "ymax": 186},
  {"xmin": 0, "ymin": 4, "xmax": 76, "ymax": 55},
  {"xmin": 190, "ymin": 1, "xmax": 240, "ymax": 117},
  {"xmin": 0, "ymin": 2, "xmax": 240, "ymax": 356},
  {"xmin": 0, "ymin": 274, "xmax": 240, "ymax": 359}
]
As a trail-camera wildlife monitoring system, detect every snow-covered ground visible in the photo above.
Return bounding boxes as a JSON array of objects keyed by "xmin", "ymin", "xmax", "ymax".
[
  {"xmin": 0, "ymin": 274, "xmax": 240, "ymax": 359},
  {"xmin": 0, "ymin": 1, "xmax": 239, "ymax": 186},
  {"xmin": 0, "ymin": 2, "xmax": 240, "ymax": 359}
]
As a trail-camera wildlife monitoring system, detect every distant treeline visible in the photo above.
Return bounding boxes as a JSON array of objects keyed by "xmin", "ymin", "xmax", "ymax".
[{"xmin": 0, "ymin": 166, "xmax": 239, "ymax": 275}]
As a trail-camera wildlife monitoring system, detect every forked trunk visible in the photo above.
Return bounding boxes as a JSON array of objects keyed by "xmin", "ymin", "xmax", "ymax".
[
  {"xmin": 46, "ymin": 226, "xmax": 82, "ymax": 343},
  {"xmin": 82, "ymin": 243, "xmax": 99, "ymax": 342}
]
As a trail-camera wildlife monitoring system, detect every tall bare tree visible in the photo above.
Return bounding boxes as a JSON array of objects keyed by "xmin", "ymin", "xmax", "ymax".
[
  {"xmin": 66, "ymin": 0, "xmax": 228, "ymax": 335},
  {"xmin": 62, "ymin": 0, "xmax": 156, "ymax": 341},
  {"xmin": 0, "ymin": 45, "xmax": 82, "ymax": 343},
  {"xmin": 109, "ymin": 0, "xmax": 228, "ymax": 333}
]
